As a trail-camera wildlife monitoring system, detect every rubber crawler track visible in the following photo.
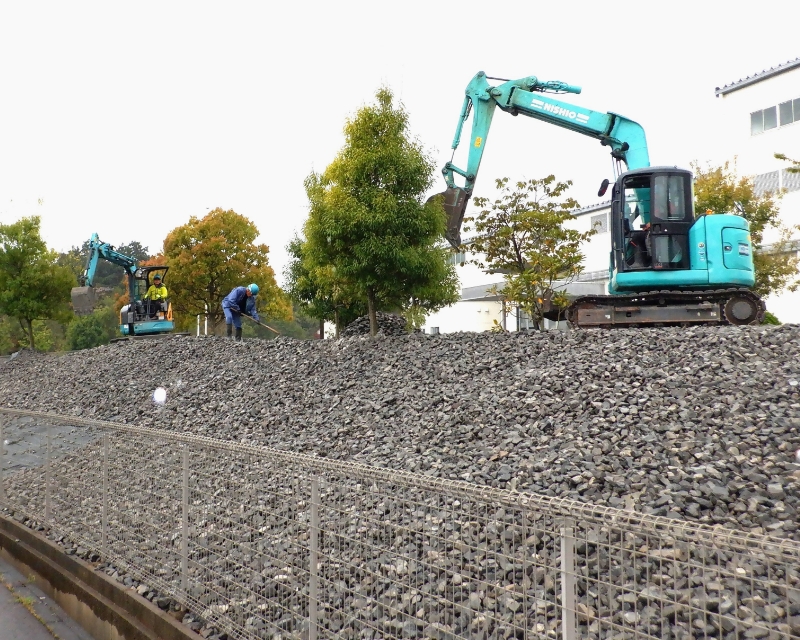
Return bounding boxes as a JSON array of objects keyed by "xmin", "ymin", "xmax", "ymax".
[{"xmin": 566, "ymin": 288, "xmax": 766, "ymax": 327}]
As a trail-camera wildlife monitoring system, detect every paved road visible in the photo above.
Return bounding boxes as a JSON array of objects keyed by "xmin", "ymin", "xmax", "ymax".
[{"xmin": 0, "ymin": 556, "xmax": 92, "ymax": 640}]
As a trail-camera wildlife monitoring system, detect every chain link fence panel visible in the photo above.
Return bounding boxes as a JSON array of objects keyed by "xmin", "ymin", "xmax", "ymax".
[{"xmin": 1, "ymin": 408, "xmax": 798, "ymax": 639}]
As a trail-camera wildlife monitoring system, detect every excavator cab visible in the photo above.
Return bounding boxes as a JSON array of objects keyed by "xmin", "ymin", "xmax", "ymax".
[
  {"xmin": 614, "ymin": 167, "xmax": 694, "ymax": 274},
  {"xmin": 119, "ymin": 266, "xmax": 175, "ymax": 336}
]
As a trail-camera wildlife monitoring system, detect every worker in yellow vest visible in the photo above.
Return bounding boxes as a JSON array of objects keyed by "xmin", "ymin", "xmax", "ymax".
[{"xmin": 143, "ymin": 273, "xmax": 168, "ymax": 317}]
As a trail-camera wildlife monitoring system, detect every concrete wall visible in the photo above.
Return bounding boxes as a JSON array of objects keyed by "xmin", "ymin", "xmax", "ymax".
[{"xmin": 421, "ymin": 298, "xmax": 505, "ymax": 335}]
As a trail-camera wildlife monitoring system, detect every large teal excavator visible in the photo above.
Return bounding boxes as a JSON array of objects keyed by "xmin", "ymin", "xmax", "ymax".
[
  {"xmin": 438, "ymin": 71, "xmax": 765, "ymax": 327},
  {"xmin": 71, "ymin": 233, "xmax": 177, "ymax": 337}
]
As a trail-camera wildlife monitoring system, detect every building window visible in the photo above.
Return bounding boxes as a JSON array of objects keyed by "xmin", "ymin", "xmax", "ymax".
[
  {"xmin": 447, "ymin": 251, "xmax": 466, "ymax": 266},
  {"xmin": 517, "ymin": 308, "xmax": 535, "ymax": 331},
  {"xmin": 779, "ymin": 100, "xmax": 794, "ymax": 126},
  {"xmin": 763, "ymin": 106, "xmax": 778, "ymax": 131},
  {"xmin": 751, "ymin": 97, "xmax": 799, "ymax": 135},
  {"xmin": 751, "ymin": 111, "xmax": 763, "ymax": 135},
  {"xmin": 590, "ymin": 213, "xmax": 608, "ymax": 233}
]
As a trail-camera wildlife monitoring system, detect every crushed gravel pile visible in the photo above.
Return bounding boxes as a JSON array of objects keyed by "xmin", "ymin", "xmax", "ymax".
[
  {"xmin": 1, "ymin": 325, "xmax": 799, "ymax": 538},
  {"xmin": 341, "ymin": 311, "xmax": 409, "ymax": 337}
]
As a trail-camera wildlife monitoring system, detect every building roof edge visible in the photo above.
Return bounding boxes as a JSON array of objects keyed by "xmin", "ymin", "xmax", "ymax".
[{"xmin": 715, "ymin": 58, "xmax": 800, "ymax": 97}]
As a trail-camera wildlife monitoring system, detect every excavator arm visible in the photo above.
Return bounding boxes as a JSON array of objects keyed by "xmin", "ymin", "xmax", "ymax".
[
  {"xmin": 71, "ymin": 233, "xmax": 139, "ymax": 315},
  {"xmin": 80, "ymin": 234, "xmax": 138, "ymax": 286},
  {"xmin": 438, "ymin": 71, "xmax": 651, "ymax": 247}
]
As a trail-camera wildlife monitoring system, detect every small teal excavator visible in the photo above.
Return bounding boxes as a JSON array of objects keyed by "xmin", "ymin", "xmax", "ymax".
[
  {"xmin": 437, "ymin": 71, "xmax": 765, "ymax": 327},
  {"xmin": 71, "ymin": 233, "xmax": 177, "ymax": 337}
]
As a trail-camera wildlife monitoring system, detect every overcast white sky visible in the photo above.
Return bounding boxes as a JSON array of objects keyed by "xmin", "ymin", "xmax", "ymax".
[{"xmin": 1, "ymin": 1, "xmax": 797, "ymax": 285}]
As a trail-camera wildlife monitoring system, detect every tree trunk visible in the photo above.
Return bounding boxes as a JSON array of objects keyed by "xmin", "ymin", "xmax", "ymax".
[
  {"xmin": 334, "ymin": 309, "xmax": 340, "ymax": 338},
  {"xmin": 319, "ymin": 318, "xmax": 325, "ymax": 340},
  {"xmin": 26, "ymin": 319, "xmax": 35, "ymax": 350},
  {"xmin": 367, "ymin": 288, "xmax": 377, "ymax": 337}
]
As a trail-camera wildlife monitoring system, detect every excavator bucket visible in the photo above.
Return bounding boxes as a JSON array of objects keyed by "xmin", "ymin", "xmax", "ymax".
[
  {"xmin": 428, "ymin": 187, "xmax": 470, "ymax": 249},
  {"xmin": 71, "ymin": 286, "xmax": 97, "ymax": 316}
]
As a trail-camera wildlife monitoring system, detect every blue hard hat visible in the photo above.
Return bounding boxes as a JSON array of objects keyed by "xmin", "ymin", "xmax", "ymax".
[
  {"xmin": 248, "ymin": 283, "xmax": 259, "ymax": 295},
  {"xmin": 153, "ymin": 273, "xmax": 162, "ymax": 280}
]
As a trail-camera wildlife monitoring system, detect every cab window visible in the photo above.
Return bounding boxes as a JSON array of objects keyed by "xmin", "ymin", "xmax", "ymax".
[
  {"xmin": 622, "ymin": 175, "xmax": 651, "ymax": 230},
  {"xmin": 652, "ymin": 175, "xmax": 690, "ymax": 222}
]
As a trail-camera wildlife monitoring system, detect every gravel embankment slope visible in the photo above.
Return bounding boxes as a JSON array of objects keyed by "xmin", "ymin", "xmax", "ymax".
[{"xmin": 2, "ymin": 324, "xmax": 799, "ymax": 538}]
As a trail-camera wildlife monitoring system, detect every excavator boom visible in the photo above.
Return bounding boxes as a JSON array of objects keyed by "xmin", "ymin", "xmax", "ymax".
[
  {"xmin": 436, "ymin": 71, "xmax": 650, "ymax": 247},
  {"xmin": 71, "ymin": 234, "xmax": 140, "ymax": 316}
]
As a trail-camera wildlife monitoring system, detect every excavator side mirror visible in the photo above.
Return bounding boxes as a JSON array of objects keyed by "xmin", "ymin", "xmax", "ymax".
[{"xmin": 597, "ymin": 179, "xmax": 610, "ymax": 198}]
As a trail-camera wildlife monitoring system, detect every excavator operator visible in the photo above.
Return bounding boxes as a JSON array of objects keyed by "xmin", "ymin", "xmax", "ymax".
[
  {"xmin": 142, "ymin": 274, "xmax": 168, "ymax": 317},
  {"xmin": 625, "ymin": 206, "xmax": 651, "ymax": 268}
]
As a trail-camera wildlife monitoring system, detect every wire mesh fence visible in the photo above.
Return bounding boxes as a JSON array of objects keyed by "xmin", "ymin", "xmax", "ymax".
[{"xmin": 0, "ymin": 407, "xmax": 798, "ymax": 639}]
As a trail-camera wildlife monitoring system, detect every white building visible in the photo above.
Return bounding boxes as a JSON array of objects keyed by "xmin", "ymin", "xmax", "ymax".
[{"xmin": 713, "ymin": 58, "xmax": 800, "ymax": 323}]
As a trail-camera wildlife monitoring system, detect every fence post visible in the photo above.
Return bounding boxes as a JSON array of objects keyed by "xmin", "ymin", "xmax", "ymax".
[
  {"xmin": 102, "ymin": 433, "xmax": 109, "ymax": 552},
  {"xmin": 182, "ymin": 447, "xmax": 189, "ymax": 592},
  {"xmin": 561, "ymin": 519, "xmax": 577, "ymax": 640},
  {"xmin": 309, "ymin": 477, "xmax": 319, "ymax": 640},
  {"xmin": 0, "ymin": 416, "xmax": 4, "ymax": 503},
  {"xmin": 45, "ymin": 423, "xmax": 52, "ymax": 522}
]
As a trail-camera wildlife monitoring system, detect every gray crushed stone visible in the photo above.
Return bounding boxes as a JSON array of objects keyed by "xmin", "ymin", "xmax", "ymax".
[
  {"xmin": 1, "ymin": 325, "xmax": 799, "ymax": 537},
  {"xmin": 2, "ymin": 325, "xmax": 800, "ymax": 638},
  {"xmin": 341, "ymin": 311, "xmax": 409, "ymax": 337}
]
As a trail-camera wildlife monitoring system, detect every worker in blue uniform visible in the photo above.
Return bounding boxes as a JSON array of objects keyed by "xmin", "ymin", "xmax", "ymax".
[{"xmin": 221, "ymin": 283, "xmax": 260, "ymax": 341}]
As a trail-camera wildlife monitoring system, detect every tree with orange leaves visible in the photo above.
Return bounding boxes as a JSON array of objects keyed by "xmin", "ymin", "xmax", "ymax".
[{"xmin": 163, "ymin": 208, "xmax": 291, "ymax": 332}]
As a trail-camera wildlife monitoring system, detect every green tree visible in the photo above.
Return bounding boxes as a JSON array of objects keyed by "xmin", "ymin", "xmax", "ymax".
[
  {"xmin": 0, "ymin": 316, "xmax": 22, "ymax": 354},
  {"xmin": 163, "ymin": 208, "xmax": 291, "ymax": 331},
  {"xmin": 56, "ymin": 246, "xmax": 86, "ymax": 282},
  {"xmin": 0, "ymin": 217, "xmax": 75, "ymax": 349},
  {"xmin": 66, "ymin": 302, "xmax": 120, "ymax": 350},
  {"xmin": 465, "ymin": 176, "xmax": 594, "ymax": 330},
  {"xmin": 692, "ymin": 161, "xmax": 800, "ymax": 297},
  {"xmin": 303, "ymin": 88, "xmax": 459, "ymax": 336},
  {"xmin": 775, "ymin": 153, "xmax": 800, "ymax": 173},
  {"xmin": 66, "ymin": 314, "xmax": 107, "ymax": 350},
  {"xmin": 0, "ymin": 317, "xmax": 54, "ymax": 353},
  {"xmin": 285, "ymin": 235, "xmax": 366, "ymax": 337}
]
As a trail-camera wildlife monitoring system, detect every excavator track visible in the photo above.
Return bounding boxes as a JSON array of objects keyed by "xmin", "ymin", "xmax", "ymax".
[{"xmin": 566, "ymin": 288, "xmax": 765, "ymax": 328}]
